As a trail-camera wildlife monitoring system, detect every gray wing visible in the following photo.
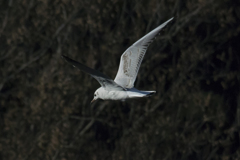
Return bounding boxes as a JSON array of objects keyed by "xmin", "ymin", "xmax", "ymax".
[
  {"xmin": 62, "ymin": 55, "xmax": 125, "ymax": 91},
  {"xmin": 114, "ymin": 17, "xmax": 173, "ymax": 88}
]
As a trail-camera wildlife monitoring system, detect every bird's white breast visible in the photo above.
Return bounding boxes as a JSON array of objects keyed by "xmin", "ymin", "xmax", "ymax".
[{"xmin": 98, "ymin": 88, "xmax": 129, "ymax": 100}]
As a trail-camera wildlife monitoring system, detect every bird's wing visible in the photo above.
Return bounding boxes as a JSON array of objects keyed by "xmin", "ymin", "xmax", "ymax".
[
  {"xmin": 62, "ymin": 55, "xmax": 125, "ymax": 91},
  {"xmin": 114, "ymin": 17, "xmax": 173, "ymax": 88}
]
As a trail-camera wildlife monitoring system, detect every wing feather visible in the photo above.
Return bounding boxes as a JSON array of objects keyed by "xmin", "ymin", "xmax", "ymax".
[
  {"xmin": 62, "ymin": 55, "xmax": 125, "ymax": 91},
  {"xmin": 114, "ymin": 18, "xmax": 173, "ymax": 88}
]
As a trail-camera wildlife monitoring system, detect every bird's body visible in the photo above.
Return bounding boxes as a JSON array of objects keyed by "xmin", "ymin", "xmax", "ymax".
[
  {"xmin": 95, "ymin": 87, "xmax": 156, "ymax": 100},
  {"xmin": 62, "ymin": 17, "xmax": 173, "ymax": 103},
  {"xmin": 94, "ymin": 87, "xmax": 129, "ymax": 100}
]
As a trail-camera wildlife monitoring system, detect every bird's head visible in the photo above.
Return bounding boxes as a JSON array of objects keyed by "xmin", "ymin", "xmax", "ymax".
[{"xmin": 91, "ymin": 88, "xmax": 101, "ymax": 104}]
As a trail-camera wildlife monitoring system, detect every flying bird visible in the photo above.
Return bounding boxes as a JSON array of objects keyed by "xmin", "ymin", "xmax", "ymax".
[{"xmin": 62, "ymin": 17, "xmax": 173, "ymax": 103}]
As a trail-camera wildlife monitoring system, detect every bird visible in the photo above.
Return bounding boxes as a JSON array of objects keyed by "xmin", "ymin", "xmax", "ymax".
[{"xmin": 62, "ymin": 17, "xmax": 173, "ymax": 103}]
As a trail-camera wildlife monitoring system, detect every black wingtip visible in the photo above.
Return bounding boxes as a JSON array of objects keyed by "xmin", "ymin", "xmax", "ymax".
[
  {"xmin": 61, "ymin": 55, "xmax": 77, "ymax": 68},
  {"xmin": 61, "ymin": 55, "xmax": 73, "ymax": 63},
  {"xmin": 61, "ymin": 55, "xmax": 68, "ymax": 60}
]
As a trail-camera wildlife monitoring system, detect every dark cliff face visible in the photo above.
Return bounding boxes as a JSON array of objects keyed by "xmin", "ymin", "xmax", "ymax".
[{"xmin": 0, "ymin": 0, "xmax": 239, "ymax": 160}]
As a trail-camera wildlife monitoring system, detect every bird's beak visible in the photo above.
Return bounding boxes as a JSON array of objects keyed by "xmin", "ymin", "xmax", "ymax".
[{"xmin": 91, "ymin": 98, "xmax": 96, "ymax": 104}]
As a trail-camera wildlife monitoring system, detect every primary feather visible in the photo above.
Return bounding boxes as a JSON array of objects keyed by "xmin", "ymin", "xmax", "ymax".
[
  {"xmin": 62, "ymin": 55, "xmax": 125, "ymax": 91},
  {"xmin": 114, "ymin": 18, "xmax": 173, "ymax": 88}
]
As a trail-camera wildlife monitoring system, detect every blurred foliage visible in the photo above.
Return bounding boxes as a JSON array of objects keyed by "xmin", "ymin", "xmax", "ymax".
[{"xmin": 0, "ymin": 0, "xmax": 240, "ymax": 159}]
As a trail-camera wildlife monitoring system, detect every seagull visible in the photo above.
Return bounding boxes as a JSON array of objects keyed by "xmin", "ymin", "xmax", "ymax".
[{"xmin": 62, "ymin": 17, "xmax": 173, "ymax": 103}]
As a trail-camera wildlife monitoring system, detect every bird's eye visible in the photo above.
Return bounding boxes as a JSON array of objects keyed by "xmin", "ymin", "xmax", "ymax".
[{"xmin": 94, "ymin": 94, "xmax": 96, "ymax": 97}]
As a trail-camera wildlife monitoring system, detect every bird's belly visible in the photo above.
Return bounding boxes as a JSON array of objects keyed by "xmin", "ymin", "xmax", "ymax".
[{"xmin": 103, "ymin": 91, "xmax": 128, "ymax": 100}]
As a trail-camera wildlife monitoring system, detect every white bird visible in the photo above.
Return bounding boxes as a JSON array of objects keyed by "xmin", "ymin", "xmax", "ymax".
[{"xmin": 63, "ymin": 17, "xmax": 173, "ymax": 103}]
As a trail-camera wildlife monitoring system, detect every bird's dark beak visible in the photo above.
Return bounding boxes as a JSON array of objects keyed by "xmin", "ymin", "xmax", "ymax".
[{"xmin": 91, "ymin": 98, "xmax": 96, "ymax": 104}]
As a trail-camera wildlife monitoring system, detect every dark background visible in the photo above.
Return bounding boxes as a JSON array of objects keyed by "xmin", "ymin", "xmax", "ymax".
[{"xmin": 0, "ymin": 0, "xmax": 240, "ymax": 159}]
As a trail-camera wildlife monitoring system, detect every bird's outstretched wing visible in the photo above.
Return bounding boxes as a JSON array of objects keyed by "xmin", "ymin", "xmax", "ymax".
[
  {"xmin": 62, "ymin": 55, "xmax": 125, "ymax": 91},
  {"xmin": 114, "ymin": 17, "xmax": 173, "ymax": 88}
]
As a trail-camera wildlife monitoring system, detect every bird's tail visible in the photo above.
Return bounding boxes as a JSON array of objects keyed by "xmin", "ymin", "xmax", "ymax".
[
  {"xmin": 141, "ymin": 91, "xmax": 156, "ymax": 97},
  {"xmin": 127, "ymin": 89, "xmax": 156, "ymax": 98}
]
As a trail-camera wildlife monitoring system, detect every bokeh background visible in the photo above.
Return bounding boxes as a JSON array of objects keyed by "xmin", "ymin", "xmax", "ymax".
[{"xmin": 0, "ymin": 0, "xmax": 240, "ymax": 159}]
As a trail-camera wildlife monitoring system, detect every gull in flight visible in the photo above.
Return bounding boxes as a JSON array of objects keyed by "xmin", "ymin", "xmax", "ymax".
[{"xmin": 63, "ymin": 17, "xmax": 173, "ymax": 103}]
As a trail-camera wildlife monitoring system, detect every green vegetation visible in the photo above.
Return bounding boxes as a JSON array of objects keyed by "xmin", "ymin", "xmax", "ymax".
[{"xmin": 0, "ymin": 0, "xmax": 239, "ymax": 159}]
